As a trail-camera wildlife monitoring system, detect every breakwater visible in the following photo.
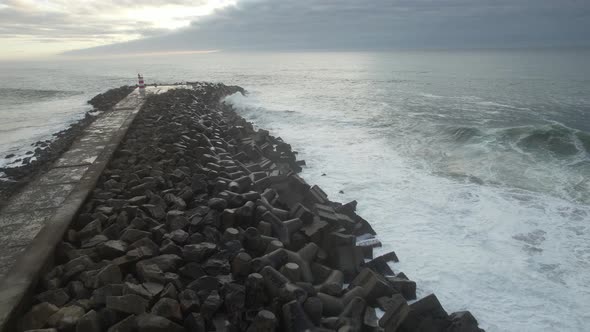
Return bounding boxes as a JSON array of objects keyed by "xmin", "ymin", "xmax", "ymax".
[
  {"xmin": 14, "ymin": 83, "xmax": 483, "ymax": 331},
  {"xmin": 0, "ymin": 86, "xmax": 135, "ymax": 208}
]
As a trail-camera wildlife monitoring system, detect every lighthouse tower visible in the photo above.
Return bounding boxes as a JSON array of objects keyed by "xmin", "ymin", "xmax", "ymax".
[{"xmin": 138, "ymin": 73, "xmax": 145, "ymax": 96}]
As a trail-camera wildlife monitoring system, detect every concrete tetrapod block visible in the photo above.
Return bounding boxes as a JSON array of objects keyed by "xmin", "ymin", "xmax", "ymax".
[
  {"xmin": 259, "ymin": 266, "xmax": 307, "ymax": 303},
  {"xmin": 350, "ymin": 268, "xmax": 397, "ymax": 305},
  {"xmin": 317, "ymin": 286, "xmax": 365, "ymax": 316},
  {"xmin": 399, "ymin": 293, "xmax": 450, "ymax": 332},
  {"xmin": 281, "ymin": 300, "xmax": 315, "ymax": 332},
  {"xmin": 247, "ymin": 309, "xmax": 277, "ymax": 332},
  {"xmin": 313, "ymin": 268, "xmax": 344, "ymax": 296},
  {"xmin": 377, "ymin": 294, "xmax": 409, "ymax": 332}
]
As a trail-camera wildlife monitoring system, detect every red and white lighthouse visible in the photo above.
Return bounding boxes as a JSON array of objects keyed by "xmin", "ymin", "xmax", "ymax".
[{"xmin": 138, "ymin": 73, "xmax": 145, "ymax": 96}]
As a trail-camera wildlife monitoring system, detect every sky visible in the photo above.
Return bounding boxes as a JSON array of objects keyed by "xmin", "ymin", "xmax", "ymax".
[{"xmin": 0, "ymin": 0, "xmax": 589, "ymax": 59}]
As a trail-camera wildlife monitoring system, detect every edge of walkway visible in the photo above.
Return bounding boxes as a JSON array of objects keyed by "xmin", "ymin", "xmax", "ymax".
[{"xmin": 0, "ymin": 88, "xmax": 146, "ymax": 331}]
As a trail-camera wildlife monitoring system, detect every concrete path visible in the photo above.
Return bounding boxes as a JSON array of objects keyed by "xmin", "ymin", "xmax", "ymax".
[{"xmin": 0, "ymin": 85, "xmax": 182, "ymax": 279}]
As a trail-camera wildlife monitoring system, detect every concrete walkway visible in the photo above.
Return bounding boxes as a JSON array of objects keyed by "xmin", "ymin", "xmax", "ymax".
[{"xmin": 0, "ymin": 85, "xmax": 182, "ymax": 279}]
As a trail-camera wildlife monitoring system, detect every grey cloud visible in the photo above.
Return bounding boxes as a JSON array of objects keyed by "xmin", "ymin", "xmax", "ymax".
[
  {"xmin": 64, "ymin": 0, "xmax": 590, "ymax": 55},
  {"xmin": 0, "ymin": 0, "xmax": 211, "ymax": 45}
]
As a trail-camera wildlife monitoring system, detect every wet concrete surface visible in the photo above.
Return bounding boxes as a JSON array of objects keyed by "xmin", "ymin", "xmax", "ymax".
[{"xmin": 0, "ymin": 86, "xmax": 180, "ymax": 279}]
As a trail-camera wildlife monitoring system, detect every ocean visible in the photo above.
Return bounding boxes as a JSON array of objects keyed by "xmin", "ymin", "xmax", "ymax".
[{"xmin": 1, "ymin": 50, "xmax": 589, "ymax": 331}]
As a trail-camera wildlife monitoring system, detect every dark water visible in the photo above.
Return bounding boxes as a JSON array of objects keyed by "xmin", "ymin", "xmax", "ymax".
[{"xmin": 0, "ymin": 50, "xmax": 589, "ymax": 331}]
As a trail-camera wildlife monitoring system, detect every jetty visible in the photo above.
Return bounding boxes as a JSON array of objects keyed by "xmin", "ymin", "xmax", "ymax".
[{"xmin": 0, "ymin": 83, "xmax": 483, "ymax": 331}]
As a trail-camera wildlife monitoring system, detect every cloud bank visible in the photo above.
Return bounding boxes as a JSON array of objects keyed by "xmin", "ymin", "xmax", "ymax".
[
  {"xmin": 0, "ymin": 0, "xmax": 234, "ymax": 58},
  {"xmin": 4, "ymin": 0, "xmax": 590, "ymax": 57}
]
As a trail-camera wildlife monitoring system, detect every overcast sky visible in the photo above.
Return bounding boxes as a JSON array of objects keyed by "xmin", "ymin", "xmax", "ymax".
[{"xmin": 1, "ymin": 0, "xmax": 589, "ymax": 59}]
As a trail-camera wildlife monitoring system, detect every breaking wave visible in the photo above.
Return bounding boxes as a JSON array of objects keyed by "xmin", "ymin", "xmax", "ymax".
[{"xmin": 445, "ymin": 124, "xmax": 588, "ymax": 157}]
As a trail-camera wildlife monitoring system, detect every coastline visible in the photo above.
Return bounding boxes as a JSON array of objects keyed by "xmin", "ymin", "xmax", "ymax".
[
  {"xmin": 0, "ymin": 86, "xmax": 135, "ymax": 210},
  {"xmin": 10, "ymin": 84, "xmax": 484, "ymax": 331}
]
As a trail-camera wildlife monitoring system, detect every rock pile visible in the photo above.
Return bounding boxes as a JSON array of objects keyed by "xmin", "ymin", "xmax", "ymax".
[
  {"xmin": 88, "ymin": 86, "xmax": 137, "ymax": 112},
  {"xmin": 19, "ymin": 83, "xmax": 484, "ymax": 331}
]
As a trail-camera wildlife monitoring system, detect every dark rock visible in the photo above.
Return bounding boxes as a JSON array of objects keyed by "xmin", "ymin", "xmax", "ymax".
[
  {"xmin": 281, "ymin": 300, "xmax": 315, "ymax": 332},
  {"xmin": 151, "ymin": 297, "xmax": 182, "ymax": 321},
  {"xmin": 184, "ymin": 313, "xmax": 206, "ymax": 332},
  {"xmin": 364, "ymin": 306, "xmax": 380, "ymax": 331},
  {"xmin": 303, "ymin": 296, "xmax": 323, "ymax": 326},
  {"xmin": 88, "ymin": 264, "xmax": 122, "ymax": 289},
  {"xmin": 448, "ymin": 311, "xmax": 484, "ymax": 332},
  {"xmin": 290, "ymin": 203, "xmax": 314, "ymax": 225},
  {"xmin": 136, "ymin": 313, "xmax": 184, "ymax": 332},
  {"xmin": 317, "ymin": 286, "xmax": 365, "ymax": 316},
  {"xmin": 46, "ymin": 305, "xmax": 85, "ymax": 330},
  {"xmin": 245, "ymin": 273, "xmax": 266, "ymax": 309},
  {"xmin": 75, "ymin": 309, "xmax": 101, "ymax": 332},
  {"xmin": 314, "ymin": 267, "xmax": 344, "ymax": 296},
  {"xmin": 142, "ymin": 204, "xmax": 166, "ymax": 220},
  {"xmin": 106, "ymin": 294, "xmax": 148, "ymax": 314},
  {"xmin": 231, "ymin": 252, "xmax": 252, "ymax": 279},
  {"xmin": 340, "ymin": 296, "xmax": 366, "ymax": 331},
  {"xmin": 179, "ymin": 289, "xmax": 201, "ymax": 313},
  {"xmin": 128, "ymin": 196, "xmax": 148, "ymax": 205},
  {"xmin": 137, "ymin": 254, "xmax": 182, "ymax": 272},
  {"xmin": 208, "ymin": 197, "xmax": 227, "ymax": 211},
  {"xmin": 222, "ymin": 227, "xmax": 240, "ymax": 242},
  {"xmin": 137, "ymin": 264, "xmax": 165, "ymax": 283},
  {"xmin": 186, "ymin": 276, "xmax": 221, "ymax": 295},
  {"xmin": 20, "ymin": 302, "xmax": 59, "ymax": 330},
  {"xmin": 200, "ymin": 290, "xmax": 223, "ymax": 319},
  {"xmin": 82, "ymin": 234, "xmax": 109, "ymax": 248},
  {"xmin": 150, "ymin": 225, "xmax": 167, "ymax": 243},
  {"xmin": 166, "ymin": 210, "xmax": 188, "ymax": 231},
  {"xmin": 182, "ymin": 242, "xmax": 217, "ymax": 262},
  {"xmin": 106, "ymin": 314, "xmax": 136, "ymax": 332},
  {"xmin": 126, "ymin": 245, "xmax": 157, "ymax": 261},
  {"xmin": 102, "ymin": 224, "xmax": 121, "ymax": 240},
  {"xmin": 143, "ymin": 282, "xmax": 165, "ymax": 298},
  {"xmin": 68, "ymin": 281, "xmax": 90, "ymax": 300},
  {"xmin": 164, "ymin": 229, "xmax": 189, "ymax": 244},
  {"xmin": 350, "ymin": 268, "xmax": 396, "ymax": 304},
  {"xmin": 120, "ymin": 229, "xmax": 151, "ymax": 243},
  {"xmin": 212, "ymin": 314, "xmax": 232, "ymax": 331},
  {"xmin": 130, "ymin": 237, "xmax": 160, "ymax": 255},
  {"xmin": 90, "ymin": 284, "xmax": 124, "ymax": 307},
  {"xmin": 331, "ymin": 245, "xmax": 364, "ymax": 280},
  {"xmin": 160, "ymin": 283, "xmax": 178, "ymax": 300},
  {"xmin": 78, "ymin": 220, "xmax": 102, "ymax": 240},
  {"xmin": 124, "ymin": 282, "xmax": 153, "ymax": 300},
  {"xmin": 98, "ymin": 240, "xmax": 128, "ymax": 259},
  {"xmin": 386, "ymin": 276, "xmax": 417, "ymax": 300},
  {"xmin": 280, "ymin": 262, "xmax": 302, "ymax": 283},
  {"xmin": 223, "ymin": 283, "xmax": 245, "ymax": 313},
  {"xmin": 186, "ymin": 231, "xmax": 205, "ymax": 244},
  {"xmin": 179, "ymin": 262, "xmax": 205, "ymax": 279},
  {"xmin": 247, "ymin": 309, "xmax": 277, "ymax": 332},
  {"xmin": 377, "ymin": 294, "xmax": 410, "ymax": 332},
  {"xmin": 36, "ymin": 289, "xmax": 70, "ymax": 307},
  {"xmin": 203, "ymin": 258, "xmax": 230, "ymax": 276},
  {"xmin": 160, "ymin": 239, "xmax": 183, "ymax": 256}
]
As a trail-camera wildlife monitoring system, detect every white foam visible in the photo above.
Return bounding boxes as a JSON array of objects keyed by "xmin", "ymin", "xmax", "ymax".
[{"xmin": 226, "ymin": 92, "xmax": 590, "ymax": 332}]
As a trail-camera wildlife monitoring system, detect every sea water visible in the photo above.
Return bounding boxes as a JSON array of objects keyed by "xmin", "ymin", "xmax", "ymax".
[{"xmin": 1, "ymin": 50, "xmax": 589, "ymax": 331}]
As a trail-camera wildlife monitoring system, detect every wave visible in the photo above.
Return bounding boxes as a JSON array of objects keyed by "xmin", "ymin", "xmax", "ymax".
[
  {"xmin": 575, "ymin": 131, "xmax": 590, "ymax": 153},
  {"xmin": 444, "ymin": 123, "xmax": 588, "ymax": 157},
  {"xmin": 445, "ymin": 127, "xmax": 484, "ymax": 142},
  {"xmin": 0, "ymin": 88, "xmax": 82, "ymax": 104},
  {"xmin": 507, "ymin": 124, "xmax": 587, "ymax": 157}
]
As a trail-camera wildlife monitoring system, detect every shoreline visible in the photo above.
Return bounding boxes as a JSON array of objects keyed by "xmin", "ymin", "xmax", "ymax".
[
  {"xmin": 12, "ymin": 84, "xmax": 483, "ymax": 331},
  {"xmin": 0, "ymin": 86, "xmax": 135, "ymax": 210}
]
